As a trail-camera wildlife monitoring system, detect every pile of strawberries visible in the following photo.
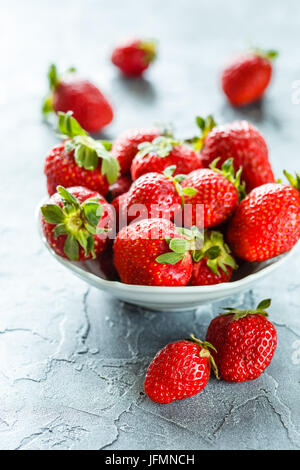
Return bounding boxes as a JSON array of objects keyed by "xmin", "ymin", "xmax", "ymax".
[
  {"xmin": 39, "ymin": 40, "xmax": 300, "ymax": 404},
  {"xmin": 41, "ymin": 110, "xmax": 300, "ymax": 288}
]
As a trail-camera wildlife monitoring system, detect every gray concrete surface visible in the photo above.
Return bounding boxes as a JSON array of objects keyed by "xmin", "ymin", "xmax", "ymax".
[{"xmin": 1, "ymin": 0, "xmax": 300, "ymax": 450}]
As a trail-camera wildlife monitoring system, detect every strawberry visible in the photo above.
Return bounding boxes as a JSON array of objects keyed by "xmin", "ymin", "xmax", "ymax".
[
  {"xmin": 189, "ymin": 230, "xmax": 237, "ymax": 285},
  {"xmin": 181, "ymin": 158, "xmax": 244, "ymax": 228},
  {"xmin": 205, "ymin": 299, "xmax": 277, "ymax": 382},
  {"xmin": 131, "ymin": 136, "xmax": 203, "ymax": 181},
  {"xmin": 155, "ymin": 227, "xmax": 237, "ymax": 286},
  {"xmin": 41, "ymin": 186, "xmax": 113, "ymax": 261},
  {"xmin": 44, "ymin": 112, "xmax": 119, "ymax": 197},
  {"xmin": 227, "ymin": 172, "xmax": 300, "ymax": 261},
  {"xmin": 112, "ymin": 128, "xmax": 160, "ymax": 175},
  {"xmin": 222, "ymin": 49, "xmax": 278, "ymax": 107},
  {"xmin": 113, "ymin": 218, "xmax": 193, "ymax": 286},
  {"xmin": 42, "ymin": 64, "xmax": 113, "ymax": 133},
  {"xmin": 108, "ymin": 174, "xmax": 132, "ymax": 200},
  {"xmin": 193, "ymin": 117, "xmax": 275, "ymax": 192},
  {"xmin": 144, "ymin": 334, "xmax": 218, "ymax": 404},
  {"xmin": 111, "ymin": 39, "xmax": 157, "ymax": 77},
  {"xmin": 125, "ymin": 167, "xmax": 196, "ymax": 224}
]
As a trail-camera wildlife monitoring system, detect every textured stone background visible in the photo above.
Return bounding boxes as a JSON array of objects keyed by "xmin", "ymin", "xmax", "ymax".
[{"xmin": 1, "ymin": 0, "xmax": 300, "ymax": 450}]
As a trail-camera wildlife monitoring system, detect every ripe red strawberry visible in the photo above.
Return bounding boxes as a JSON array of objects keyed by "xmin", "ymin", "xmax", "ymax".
[
  {"xmin": 125, "ymin": 167, "xmax": 196, "ymax": 224},
  {"xmin": 189, "ymin": 230, "xmax": 237, "ymax": 286},
  {"xmin": 131, "ymin": 136, "xmax": 203, "ymax": 181},
  {"xmin": 42, "ymin": 64, "xmax": 113, "ymax": 133},
  {"xmin": 112, "ymin": 127, "xmax": 160, "ymax": 175},
  {"xmin": 227, "ymin": 172, "xmax": 300, "ymax": 261},
  {"xmin": 108, "ymin": 174, "xmax": 132, "ymax": 200},
  {"xmin": 222, "ymin": 49, "xmax": 278, "ymax": 107},
  {"xmin": 206, "ymin": 299, "xmax": 277, "ymax": 382},
  {"xmin": 111, "ymin": 39, "xmax": 157, "ymax": 77},
  {"xmin": 44, "ymin": 112, "xmax": 119, "ymax": 197},
  {"xmin": 195, "ymin": 117, "xmax": 274, "ymax": 192},
  {"xmin": 113, "ymin": 218, "xmax": 193, "ymax": 286},
  {"xmin": 154, "ymin": 227, "xmax": 237, "ymax": 285},
  {"xmin": 41, "ymin": 186, "xmax": 113, "ymax": 261},
  {"xmin": 144, "ymin": 334, "xmax": 219, "ymax": 404},
  {"xmin": 181, "ymin": 158, "xmax": 244, "ymax": 228}
]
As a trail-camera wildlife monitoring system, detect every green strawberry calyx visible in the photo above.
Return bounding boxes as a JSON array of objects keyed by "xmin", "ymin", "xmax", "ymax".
[
  {"xmin": 252, "ymin": 48, "xmax": 279, "ymax": 61},
  {"xmin": 222, "ymin": 298, "xmax": 271, "ymax": 321},
  {"xmin": 188, "ymin": 334, "xmax": 219, "ymax": 379},
  {"xmin": 58, "ymin": 111, "xmax": 119, "ymax": 184},
  {"xmin": 139, "ymin": 40, "xmax": 157, "ymax": 64},
  {"xmin": 210, "ymin": 158, "xmax": 247, "ymax": 200},
  {"xmin": 192, "ymin": 230, "xmax": 238, "ymax": 276},
  {"xmin": 155, "ymin": 226, "xmax": 202, "ymax": 266},
  {"xmin": 42, "ymin": 64, "xmax": 76, "ymax": 116},
  {"xmin": 156, "ymin": 228, "xmax": 237, "ymax": 276},
  {"xmin": 282, "ymin": 170, "xmax": 300, "ymax": 191},
  {"xmin": 41, "ymin": 186, "xmax": 106, "ymax": 261},
  {"xmin": 185, "ymin": 115, "xmax": 217, "ymax": 151},
  {"xmin": 137, "ymin": 136, "xmax": 180, "ymax": 159},
  {"xmin": 163, "ymin": 166, "xmax": 197, "ymax": 207}
]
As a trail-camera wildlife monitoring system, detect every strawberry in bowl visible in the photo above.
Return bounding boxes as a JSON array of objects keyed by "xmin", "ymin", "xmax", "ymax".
[
  {"xmin": 112, "ymin": 127, "xmax": 161, "ymax": 175},
  {"xmin": 131, "ymin": 136, "xmax": 202, "ymax": 181},
  {"xmin": 122, "ymin": 166, "xmax": 196, "ymax": 225},
  {"xmin": 188, "ymin": 230, "xmax": 237, "ymax": 286},
  {"xmin": 227, "ymin": 172, "xmax": 300, "ymax": 261},
  {"xmin": 41, "ymin": 186, "xmax": 113, "ymax": 261},
  {"xmin": 113, "ymin": 218, "xmax": 193, "ymax": 286},
  {"xmin": 181, "ymin": 158, "xmax": 245, "ymax": 228},
  {"xmin": 190, "ymin": 116, "xmax": 275, "ymax": 192},
  {"xmin": 154, "ymin": 226, "xmax": 237, "ymax": 286},
  {"xmin": 44, "ymin": 111, "xmax": 119, "ymax": 197}
]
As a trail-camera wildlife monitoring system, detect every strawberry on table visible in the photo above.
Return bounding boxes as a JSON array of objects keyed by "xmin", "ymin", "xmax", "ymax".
[
  {"xmin": 44, "ymin": 111, "xmax": 119, "ymax": 197},
  {"xmin": 206, "ymin": 299, "xmax": 277, "ymax": 382},
  {"xmin": 112, "ymin": 127, "xmax": 161, "ymax": 175},
  {"xmin": 222, "ymin": 48, "xmax": 278, "ymax": 107},
  {"xmin": 113, "ymin": 218, "xmax": 193, "ymax": 286},
  {"xmin": 41, "ymin": 186, "xmax": 113, "ymax": 261},
  {"xmin": 42, "ymin": 64, "xmax": 113, "ymax": 133},
  {"xmin": 227, "ymin": 172, "xmax": 300, "ymax": 261},
  {"xmin": 111, "ymin": 38, "xmax": 157, "ymax": 77},
  {"xmin": 144, "ymin": 334, "xmax": 219, "ymax": 404},
  {"xmin": 181, "ymin": 158, "xmax": 245, "ymax": 228},
  {"xmin": 131, "ymin": 136, "xmax": 203, "ymax": 181},
  {"xmin": 192, "ymin": 116, "xmax": 274, "ymax": 192}
]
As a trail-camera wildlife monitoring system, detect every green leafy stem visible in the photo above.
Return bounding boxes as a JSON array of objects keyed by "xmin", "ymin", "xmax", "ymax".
[{"xmin": 58, "ymin": 111, "xmax": 119, "ymax": 184}]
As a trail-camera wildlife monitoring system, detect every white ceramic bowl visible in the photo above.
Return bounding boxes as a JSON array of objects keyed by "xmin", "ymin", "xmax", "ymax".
[{"xmin": 36, "ymin": 203, "xmax": 298, "ymax": 312}]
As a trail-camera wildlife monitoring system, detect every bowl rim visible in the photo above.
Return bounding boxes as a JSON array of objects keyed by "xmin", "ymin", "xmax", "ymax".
[{"xmin": 36, "ymin": 199, "xmax": 297, "ymax": 294}]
